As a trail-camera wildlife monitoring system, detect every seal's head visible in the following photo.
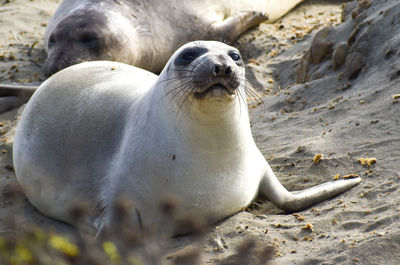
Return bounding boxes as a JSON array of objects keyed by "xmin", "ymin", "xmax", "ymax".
[
  {"xmin": 44, "ymin": 8, "xmax": 132, "ymax": 76},
  {"xmin": 160, "ymin": 41, "xmax": 247, "ymax": 115}
]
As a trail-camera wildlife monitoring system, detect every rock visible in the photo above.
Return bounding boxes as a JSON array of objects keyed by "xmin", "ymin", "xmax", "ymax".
[
  {"xmin": 332, "ymin": 42, "xmax": 349, "ymax": 70},
  {"xmin": 345, "ymin": 52, "xmax": 363, "ymax": 79},
  {"xmin": 310, "ymin": 27, "xmax": 333, "ymax": 64}
]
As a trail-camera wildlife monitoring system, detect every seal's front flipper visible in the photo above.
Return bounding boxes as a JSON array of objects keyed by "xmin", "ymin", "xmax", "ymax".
[
  {"xmin": 0, "ymin": 84, "xmax": 38, "ymax": 113},
  {"xmin": 212, "ymin": 11, "xmax": 268, "ymax": 44},
  {"xmin": 259, "ymin": 164, "xmax": 361, "ymax": 212}
]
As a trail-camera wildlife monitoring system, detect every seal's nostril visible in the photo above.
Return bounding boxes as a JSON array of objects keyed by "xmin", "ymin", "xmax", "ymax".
[
  {"xmin": 213, "ymin": 64, "xmax": 232, "ymax": 76},
  {"xmin": 213, "ymin": 65, "xmax": 220, "ymax": 75}
]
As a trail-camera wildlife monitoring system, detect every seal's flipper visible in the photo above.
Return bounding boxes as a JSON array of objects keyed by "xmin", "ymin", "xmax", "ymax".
[
  {"xmin": 0, "ymin": 84, "xmax": 38, "ymax": 113},
  {"xmin": 259, "ymin": 164, "xmax": 361, "ymax": 212},
  {"xmin": 0, "ymin": 96, "xmax": 26, "ymax": 114},
  {"xmin": 0, "ymin": 84, "xmax": 38, "ymax": 97},
  {"xmin": 212, "ymin": 11, "xmax": 269, "ymax": 44}
]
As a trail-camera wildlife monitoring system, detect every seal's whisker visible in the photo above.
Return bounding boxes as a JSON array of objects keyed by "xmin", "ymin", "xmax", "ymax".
[
  {"xmin": 235, "ymin": 90, "xmax": 243, "ymax": 119},
  {"xmin": 168, "ymin": 81, "xmax": 193, "ymax": 98},
  {"xmin": 242, "ymin": 83, "xmax": 264, "ymax": 105},
  {"xmin": 168, "ymin": 79, "xmax": 193, "ymax": 91},
  {"xmin": 168, "ymin": 83, "xmax": 193, "ymax": 107},
  {"xmin": 158, "ymin": 80, "xmax": 193, "ymax": 103},
  {"xmin": 244, "ymin": 87, "xmax": 263, "ymax": 103},
  {"xmin": 168, "ymin": 88, "xmax": 189, "ymax": 107},
  {"xmin": 244, "ymin": 83, "xmax": 261, "ymax": 95},
  {"xmin": 159, "ymin": 75, "xmax": 191, "ymax": 85},
  {"xmin": 185, "ymin": 91, "xmax": 196, "ymax": 117},
  {"xmin": 176, "ymin": 87, "xmax": 193, "ymax": 118},
  {"xmin": 163, "ymin": 78, "xmax": 191, "ymax": 87},
  {"xmin": 243, "ymin": 82, "xmax": 259, "ymax": 93},
  {"xmin": 237, "ymin": 88, "xmax": 248, "ymax": 118},
  {"xmin": 170, "ymin": 85, "xmax": 191, "ymax": 104},
  {"xmin": 238, "ymin": 88, "xmax": 247, "ymax": 105}
]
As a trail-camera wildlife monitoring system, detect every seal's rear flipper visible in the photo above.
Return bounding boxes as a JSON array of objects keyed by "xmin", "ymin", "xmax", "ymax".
[
  {"xmin": 212, "ymin": 11, "xmax": 269, "ymax": 44},
  {"xmin": 0, "ymin": 96, "xmax": 26, "ymax": 114},
  {"xmin": 0, "ymin": 84, "xmax": 38, "ymax": 113},
  {"xmin": 259, "ymin": 164, "xmax": 361, "ymax": 212}
]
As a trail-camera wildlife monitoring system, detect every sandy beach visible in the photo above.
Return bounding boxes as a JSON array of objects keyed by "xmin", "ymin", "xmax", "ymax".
[{"xmin": 1, "ymin": 0, "xmax": 399, "ymax": 264}]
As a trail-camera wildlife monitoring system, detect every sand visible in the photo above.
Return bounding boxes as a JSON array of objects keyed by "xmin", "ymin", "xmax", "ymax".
[{"xmin": 1, "ymin": 0, "xmax": 400, "ymax": 264}]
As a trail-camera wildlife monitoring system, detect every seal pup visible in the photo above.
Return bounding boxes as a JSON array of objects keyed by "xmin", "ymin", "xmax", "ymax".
[
  {"xmin": 13, "ymin": 41, "xmax": 361, "ymax": 234},
  {"xmin": 43, "ymin": 0, "xmax": 306, "ymax": 76}
]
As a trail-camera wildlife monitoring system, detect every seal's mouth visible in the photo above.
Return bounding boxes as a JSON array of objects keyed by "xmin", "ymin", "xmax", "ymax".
[{"xmin": 193, "ymin": 84, "xmax": 234, "ymax": 99}]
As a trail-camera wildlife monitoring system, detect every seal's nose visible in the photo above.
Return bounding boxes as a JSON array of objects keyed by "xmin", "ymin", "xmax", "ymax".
[{"xmin": 213, "ymin": 63, "xmax": 232, "ymax": 77}]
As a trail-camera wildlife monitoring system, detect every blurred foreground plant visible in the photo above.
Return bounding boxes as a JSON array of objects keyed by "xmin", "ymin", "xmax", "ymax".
[{"xmin": 0, "ymin": 185, "xmax": 273, "ymax": 265}]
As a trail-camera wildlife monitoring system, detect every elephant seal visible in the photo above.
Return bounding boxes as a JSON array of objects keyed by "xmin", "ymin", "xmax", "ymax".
[
  {"xmin": 13, "ymin": 41, "xmax": 361, "ymax": 234},
  {"xmin": 0, "ymin": 0, "xmax": 307, "ymax": 113},
  {"xmin": 43, "ymin": 0, "xmax": 306, "ymax": 76}
]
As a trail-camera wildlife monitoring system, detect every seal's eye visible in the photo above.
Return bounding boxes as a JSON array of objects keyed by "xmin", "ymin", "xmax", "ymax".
[
  {"xmin": 79, "ymin": 33, "xmax": 99, "ymax": 48},
  {"xmin": 175, "ymin": 47, "xmax": 208, "ymax": 66},
  {"xmin": 182, "ymin": 51, "xmax": 197, "ymax": 61},
  {"xmin": 229, "ymin": 52, "xmax": 241, "ymax": 62},
  {"xmin": 49, "ymin": 34, "xmax": 56, "ymax": 46}
]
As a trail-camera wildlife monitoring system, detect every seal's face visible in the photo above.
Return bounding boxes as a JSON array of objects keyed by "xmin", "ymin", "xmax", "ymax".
[
  {"xmin": 165, "ymin": 41, "xmax": 245, "ymax": 107},
  {"xmin": 45, "ymin": 9, "xmax": 124, "ymax": 76}
]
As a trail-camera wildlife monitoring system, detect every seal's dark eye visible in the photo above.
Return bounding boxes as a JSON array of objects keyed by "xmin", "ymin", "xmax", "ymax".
[
  {"xmin": 182, "ymin": 51, "xmax": 197, "ymax": 61},
  {"xmin": 229, "ymin": 52, "xmax": 241, "ymax": 62},
  {"xmin": 175, "ymin": 47, "xmax": 208, "ymax": 66},
  {"xmin": 49, "ymin": 34, "xmax": 56, "ymax": 46},
  {"xmin": 79, "ymin": 33, "xmax": 99, "ymax": 47}
]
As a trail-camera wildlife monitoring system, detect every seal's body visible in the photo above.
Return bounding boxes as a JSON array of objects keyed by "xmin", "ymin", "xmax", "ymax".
[
  {"xmin": 44, "ymin": 0, "xmax": 305, "ymax": 75},
  {"xmin": 14, "ymin": 41, "xmax": 361, "ymax": 233}
]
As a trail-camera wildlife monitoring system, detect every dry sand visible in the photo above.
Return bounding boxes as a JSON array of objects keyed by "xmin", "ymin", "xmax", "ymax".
[{"xmin": 1, "ymin": 0, "xmax": 400, "ymax": 264}]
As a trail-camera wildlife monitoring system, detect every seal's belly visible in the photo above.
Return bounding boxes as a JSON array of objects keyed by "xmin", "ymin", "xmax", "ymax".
[{"xmin": 130, "ymin": 147, "xmax": 266, "ymax": 226}]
